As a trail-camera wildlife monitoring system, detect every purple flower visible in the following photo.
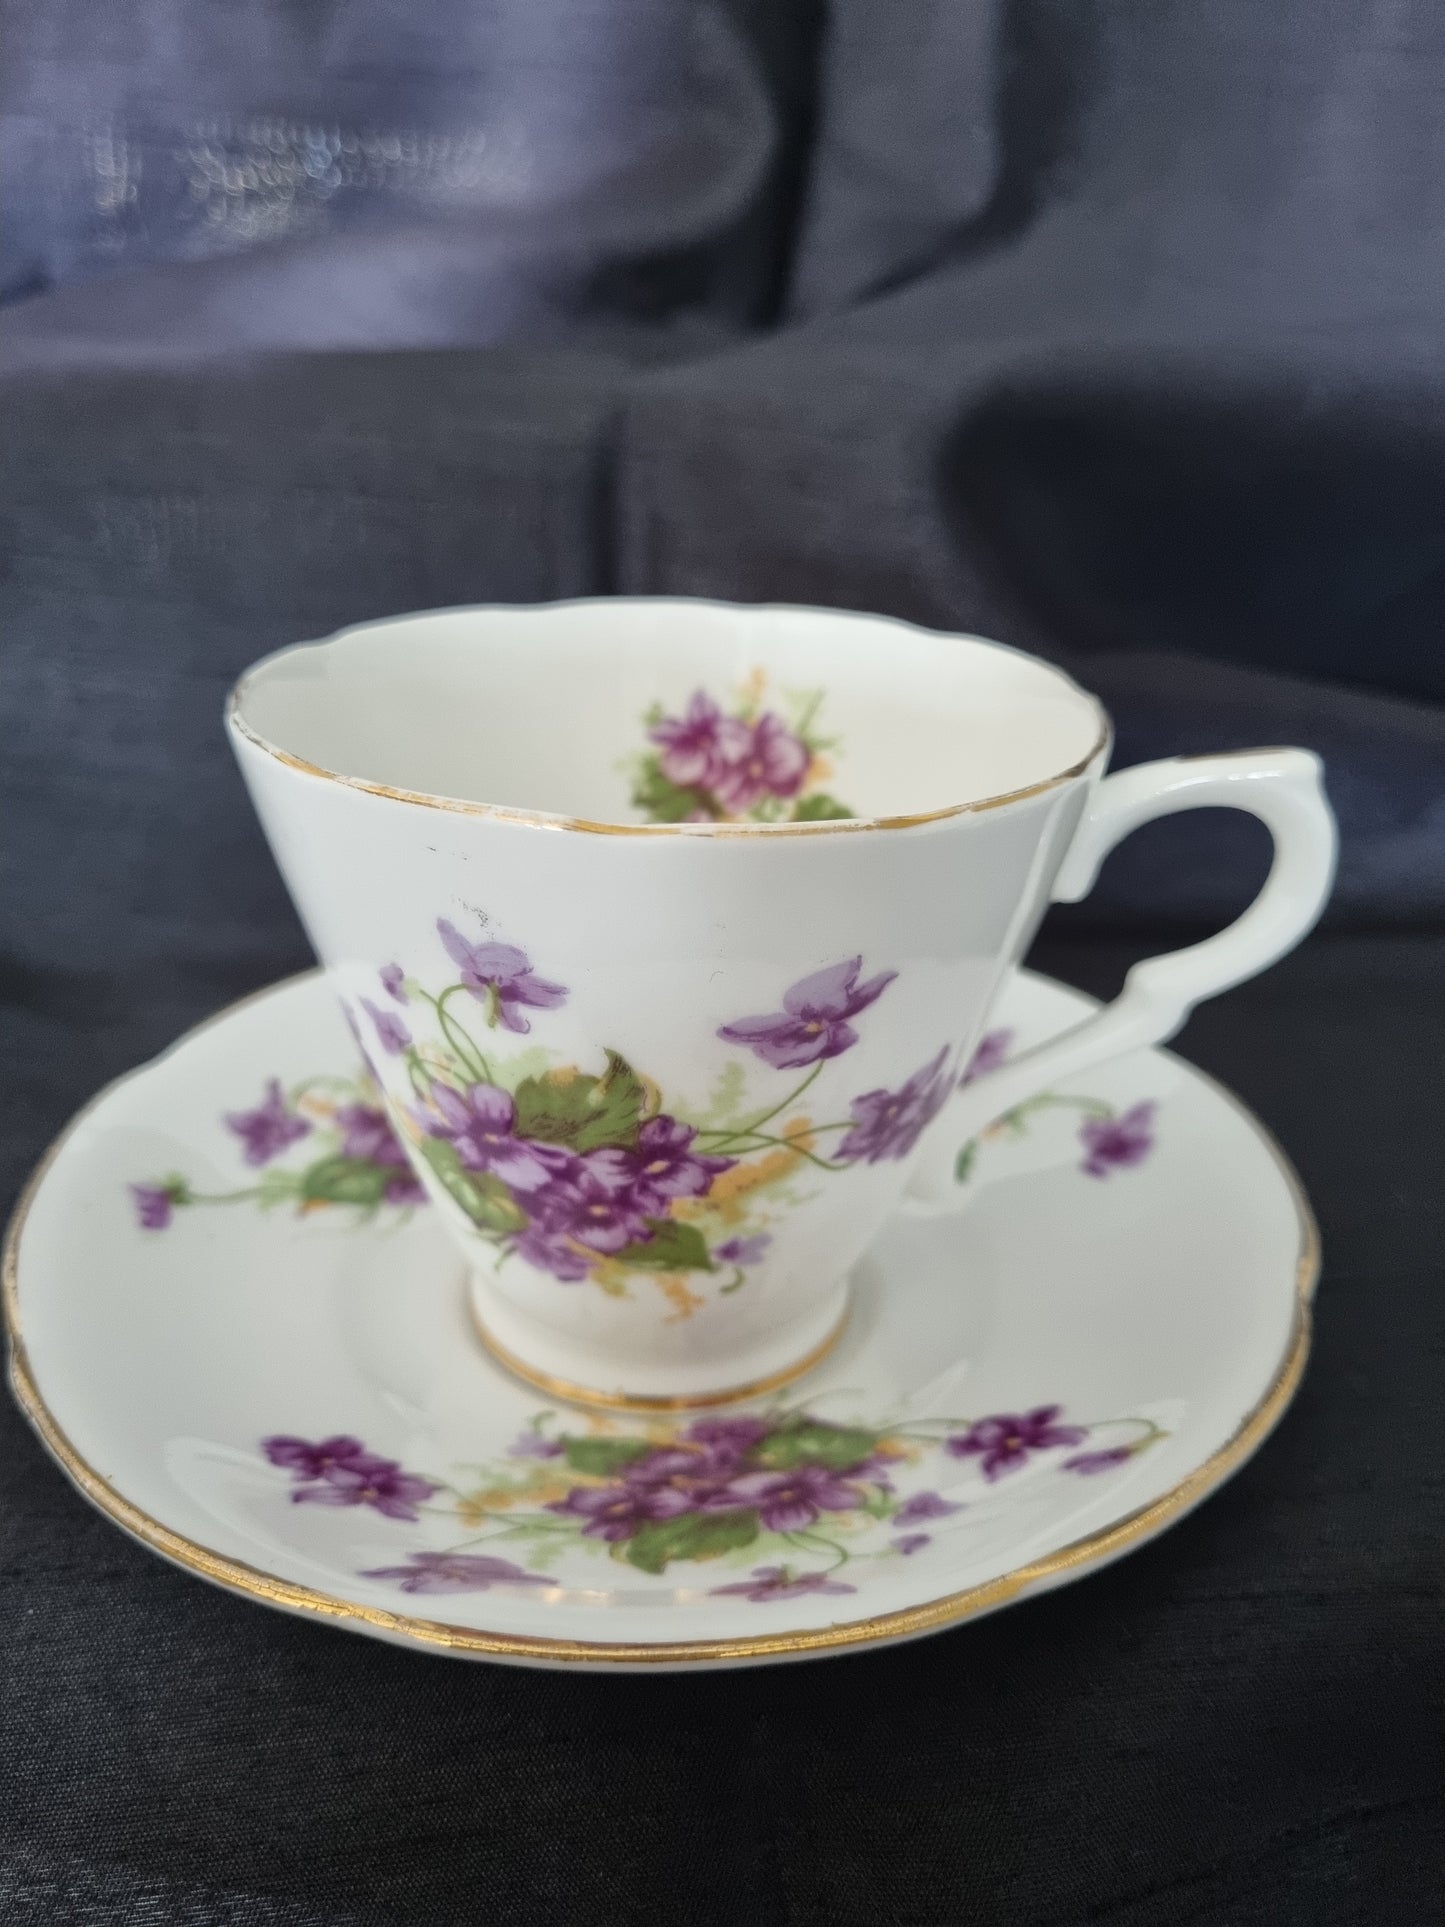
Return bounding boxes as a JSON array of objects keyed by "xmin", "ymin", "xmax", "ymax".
[
  {"xmin": 131, "ymin": 1181, "xmax": 184, "ymax": 1230},
  {"xmin": 1079, "ymin": 1102, "xmax": 1157, "ymax": 1178},
  {"xmin": 529, "ymin": 1154, "xmax": 651, "ymax": 1256},
  {"xmin": 507, "ymin": 1430, "xmax": 564, "ymax": 1460},
  {"xmin": 426, "ymin": 1083, "xmax": 574, "ymax": 1193},
  {"xmin": 225, "ymin": 1079, "xmax": 312, "ymax": 1167},
  {"xmin": 945, "ymin": 1405, "xmax": 1087, "ymax": 1481},
  {"xmin": 892, "ymin": 1489, "xmax": 960, "ymax": 1527},
  {"xmin": 1064, "ymin": 1446, "xmax": 1136, "ymax": 1475},
  {"xmin": 892, "ymin": 1533, "xmax": 931, "ymax": 1556},
  {"xmin": 719, "ymin": 956, "xmax": 897, "ymax": 1069},
  {"xmin": 437, "ymin": 920, "xmax": 567, "ymax": 1033},
  {"xmin": 708, "ymin": 1463, "xmax": 859, "ymax": 1533},
  {"xmin": 710, "ymin": 1565, "xmax": 856, "ymax": 1602},
  {"xmin": 711, "ymin": 711, "xmax": 811, "ymax": 816},
  {"xmin": 684, "ymin": 1415, "xmax": 772, "ymax": 1458},
  {"xmin": 592, "ymin": 1115, "xmax": 734, "ymax": 1215},
  {"xmin": 548, "ymin": 1481, "xmax": 692, "ymax": 1542},
  {"xmin": 361, "ymin": 997, "xmax": 411, "ymax": 1056},
  {"xmin": 512, "ymin": 1220, "xmax": 594, "ymax": 1282},
  {"xmin": 379, "ymin": 963, "xmax": 408, "ymax": 1004},
  {"xmin": 262, "ymin": 1433, "xmax": 440, "ymax": 1521},
  {"xmin": 962, "ymin": 1028, "xmax": 1014, "ymax": 1085},
  {"xmin": 362, "ymin": 1552, "xmax": 549, "ymax": 1594},
  {"xmin": 334, "ymin": 1103, "xmax": 427, "ymax": 1206},
  {"xmin": 714, "ymin": 1234, "xmax": 771, "ymax": 1267},
  {"xmin": 837, "ymin": 1047, "xmax": 953, "ymax": 1164},
  {"xmin": 293, "ymin": 1462, "xmax": 440, "ymax": 1522},
  {"xmin": 649, "ymin": 690, "xmax": 747, "ymax": 790}
]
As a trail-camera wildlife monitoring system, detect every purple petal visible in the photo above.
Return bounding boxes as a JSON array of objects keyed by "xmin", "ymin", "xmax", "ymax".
[
  {"xmin": 781, "ymin": 956, "xmax": 863, "ymax": 1019},
  {"xmin": 892, "ymin": 1534, "xmax": 931, "ymax": 1555}
]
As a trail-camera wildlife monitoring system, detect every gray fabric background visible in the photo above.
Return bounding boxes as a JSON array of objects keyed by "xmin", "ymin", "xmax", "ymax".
[{"xmin": 2, "ymin": 2, "xmax": 1443, "ymax": 1921}]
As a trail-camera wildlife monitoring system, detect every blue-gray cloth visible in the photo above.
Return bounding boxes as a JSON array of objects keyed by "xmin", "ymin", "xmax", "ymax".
[{"xmin": 2, "ymin": 5, "xmax": 1443, "ymax": 1923}]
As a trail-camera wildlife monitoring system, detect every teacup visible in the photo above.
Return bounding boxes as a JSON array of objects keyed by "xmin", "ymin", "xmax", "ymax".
[{"xmin": 228, "ymin": 599, "xmax": 1335, "ymax": 1405}]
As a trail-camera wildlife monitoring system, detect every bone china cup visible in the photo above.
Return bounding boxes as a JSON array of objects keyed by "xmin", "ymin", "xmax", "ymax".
[{"xmin": 227, "ymin": 599, "xmax": 1336, "ymax": 1405}]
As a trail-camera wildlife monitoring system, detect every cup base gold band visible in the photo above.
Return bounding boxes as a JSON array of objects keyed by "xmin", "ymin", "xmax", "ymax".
[{"xmin": 469, "ymin": 1298, "xmax": 850, "ymax": 1412}]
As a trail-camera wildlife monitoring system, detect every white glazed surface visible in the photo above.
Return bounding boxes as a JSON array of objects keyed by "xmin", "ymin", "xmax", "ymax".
[
  {"xmin": 227, "ymin": 599, "xmax": 1332, "ymax": 1400},
  {"xmin": 6, "ymin": 970, "xmax": 1315, "ymax": 1670}
]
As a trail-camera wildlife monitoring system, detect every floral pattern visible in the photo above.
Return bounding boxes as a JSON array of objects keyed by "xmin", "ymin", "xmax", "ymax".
[
  {"xmin": 258, "ymin": 1397, "xmax": 1167, "ymax": 1603},
  {"xmin": 951, "ymin": 1031, "xmax": 1160, "ymax": 1186},
  {"xmin": 338, "ymin": 924, "xmax": 945, "ymax": 1305},
  {"xmin": 130, "ymin": 1070, "xmax": 424, "ymax": 1231},
  {"xmin": 131, "ymin": 996, "xmax": 1159, "ymax": 1271},
  {"xmin": 629, "ymin": 675, "xmax": 854, "ymax": 824}
]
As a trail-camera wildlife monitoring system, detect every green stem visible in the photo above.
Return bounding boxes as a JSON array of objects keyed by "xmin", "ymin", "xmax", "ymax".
[
  {"xmin": 698, "ymin": 1062, "xmax": 824, "ymax": 1152},
  {"xmin": 184, "ymin": 1187, "xmax": 266, "ymax": 1206},
  {"xmin": 784, "ymin": 1528, "xmax": 850, "ymax": 1573},
  {"xmin": 422, "ymin": 984, "xmax": 493, "ymax": 1084},
  {"xmin": 719, "ymin": 1267, "xmax": 748, "ymax": 1295}
]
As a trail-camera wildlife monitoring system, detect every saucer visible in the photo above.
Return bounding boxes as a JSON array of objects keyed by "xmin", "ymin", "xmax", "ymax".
[{"xmin": 4, "ymin": 969, "xmax": 1316, "ymax": 1670}]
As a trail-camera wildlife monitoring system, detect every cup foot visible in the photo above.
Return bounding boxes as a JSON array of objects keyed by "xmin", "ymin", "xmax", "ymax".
[{"xmin": 467, "ymin": 1276, "xmax": 851, "ymax": 1411}]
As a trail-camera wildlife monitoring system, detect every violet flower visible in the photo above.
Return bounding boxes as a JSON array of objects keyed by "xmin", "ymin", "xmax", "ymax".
[
  {"xmin": 334, "ymin": 1102, "xmax": 426, "ymax": 1206},
  {"xmin": 945, "ymin": 1405, "xmax": 1087, "ymax": 1481},
  {"xmin": 713, "ymin": 1233, "xmax": 771, "ymax": 1267},
  {"xmin": 427, "ymin": 1083, "xmax": 574, "ymax": 1193},
  {"xmin": 262, "ymin": 1434, "xmax": 440, "ymax": 1521},
  {"xmin": 512, "ymin": 1220, "xmax": 593, "ymax": 1282},
  {"xmin": 1079, "ymin": 1102, "xmax": 1157, "ymax": 1178},
  {"xmin": 709, "ymin": 1565, "xmax": 857, "ymax": 1602},
  {"xmin": 892, "ymin": 1534, "xmax": 931, "ymax": 1556},
  {"xmin": 548, "ymin": 1481, "xmax": 692, "ymax": 1542},
  {"xmin": 719, "ymin": 955, "xmax": 897, "ymax": 1068},
  {"xmin": 711, "ymin": 711, "xmax": 811, "ymax": 816},
  {"xmin": 589, "ymin": 1115, "xmax": 734, "ymax": 1215},
  {"xmin": 361, "ymin": 997, "xmax": 410, "ymax": 1056},
  {"xmin": 837, "ymin": 1047, "xmax": 952, "ymax": 1164},
  {"xmin": 507, "ymin": 1430, "xmax": 565, "ymax": 1460},
  {"xmin": 684, "ymin": 1415, "xmax": 772, "ymax": 1456},
  {"xmin": 962, "ymin": 1028, "xmax": 1014, "ymax": 1085},
  {"xmin": 362, "ymin": 1552, "xmax": 549, "ymax": 1594},
  {"xmin": 649, "ymin": 690, "xmax": 747, "ymax": 790},
  {"xmin": 379, "ymin": 963, "xmax": 408, "ymax": 1004},
  {"xmin": 892, "ymin": 1490, "xmax": 960, "ymax": 1527},
  {"xmin": 131, "ymin": 1181, "xmax": 183, "ymax": 1230},
  {"xmin": 225, "ymin": 1079, "xmax": 311, "ymax": 1167},
  {"xmin": 1064, "ymin": 1446, "xmax": 1136, "ymax": 1475},
  {"xmin": 707, "ymin": 1463, "xmax": 859, "ymax": 1533},
  {"xmin": 437, "ymin": 921, "xmax": 567, "ymax": 1033},
  {"xmin": 530, "ymin": 1155, "xmax": 651, "ymax": 1256}
]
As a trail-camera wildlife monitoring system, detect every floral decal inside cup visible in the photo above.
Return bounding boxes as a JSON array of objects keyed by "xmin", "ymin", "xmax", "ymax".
[
  {"xmin": 257, "ymin": 1396, "xmax": 1167, "ymax": 1598},
  {"xmin": 628, "ymin": 673, "xmax": 854, "ymax": 824}
]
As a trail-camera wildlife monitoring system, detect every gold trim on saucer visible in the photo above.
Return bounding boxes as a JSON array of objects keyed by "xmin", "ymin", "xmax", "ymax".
[
  {"xmin": 470, "ymin": 1299, "xmax": 850, "ymax": 1412},
  {"xmin": 2, "ymin": 971, "xmax": 1320, "ymax": 1667}
]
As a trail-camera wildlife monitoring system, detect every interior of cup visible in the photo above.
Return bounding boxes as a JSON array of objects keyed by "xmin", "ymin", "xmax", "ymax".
[{"xmin": 232, "ymin": 600, "xmax": 1107, "ymax": 826}]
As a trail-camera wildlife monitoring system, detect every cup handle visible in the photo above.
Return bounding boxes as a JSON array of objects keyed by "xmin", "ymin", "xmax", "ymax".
[{"xmin": 900, "ymin": 747, "xmax": 1337, "ymax": 1216}]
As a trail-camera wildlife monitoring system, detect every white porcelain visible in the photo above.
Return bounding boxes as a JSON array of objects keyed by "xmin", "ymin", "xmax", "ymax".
[
  {"xmin": 4, "ymin": 969, "xmax": 1317, "ymax": 1671},
  {"xmin": 226, "ymin": 599, "xmax": 1334, "ymax": 1402}
]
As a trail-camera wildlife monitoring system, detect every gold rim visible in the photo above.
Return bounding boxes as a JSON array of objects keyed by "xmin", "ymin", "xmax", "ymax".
[
  {"xmin": 470, "ymin": 1298, "xmax": 850, "ymax": 1412},
  {"xmin": 227, "ymin": 689, "xmax": 1111, "ymax": 837},
  {"xmin": 2, "ymin": 974, "xmax": 1320, "ymax": 1666}
]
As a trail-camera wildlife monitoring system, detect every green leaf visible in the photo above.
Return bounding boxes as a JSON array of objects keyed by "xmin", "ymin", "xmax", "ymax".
[
  {"xmin": 416, "ymin": 1136, "xmax": 526, "ymax": 1234},
  {"xmin": 954, "ymin": 1140, "xmax": 978, "ymax": 1184},
  {"xmin": 561, "ymin": 1436, "xmax": 654, "ymax": 1477},
  {"xmin": 512, "ymin": 1051, "xmax": 646, "ymax": 1153},
  {"xmin": 613, "ymin": 1217, "xmax": 714, "ymax": 1273},
  {"xmin": 623, "ymin": 1507, "xmax": 759, "ymax": 1574},
  {"xmin": 751, "ymin": 1419, "xmax": 879, "ymax": 1472},
  {"xmin": 299, "ymin": 1156, "xmax": 391, "ymax": 1208},
  {"xmin": 631, "ymin": 756, "xmax": 714, "ymax": 825},
  {"xmin": 792, "ymin": 793, "xmax": 854, "ymax": 822}
]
